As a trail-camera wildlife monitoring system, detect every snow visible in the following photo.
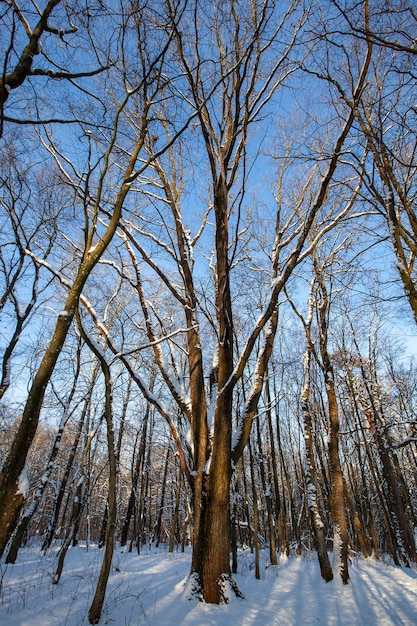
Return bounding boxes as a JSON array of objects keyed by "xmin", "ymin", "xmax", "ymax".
[
  {"xmin": 16, "ymin": 467, "xmax": 29, "ymax": 499},
  {"xmin": 1, "ymin": 546, "xmax": 416, "ymax": 626}
]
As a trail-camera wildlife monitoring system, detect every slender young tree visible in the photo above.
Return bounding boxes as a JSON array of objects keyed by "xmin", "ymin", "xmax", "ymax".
[
  {"xmin": 289, "ymin": 281, "xmax": 333, "ymax": 581},
  {"xmin": 76, "ymin": 312, "xmax": 117, "ymax": 625}
]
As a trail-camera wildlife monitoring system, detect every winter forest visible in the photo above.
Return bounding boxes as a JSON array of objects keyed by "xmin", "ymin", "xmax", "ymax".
[{"xmin": 0, "ymin": 0, "xmax": 417, "ymax": 624}]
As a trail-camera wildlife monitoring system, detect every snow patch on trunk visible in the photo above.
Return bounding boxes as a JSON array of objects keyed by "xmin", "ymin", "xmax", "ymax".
[
  {"xmin": 17, "ymin": 466, "xmax": 30, "ymax": 499},
  {"xmin": 332, "ymin": 526, "xmax": 344, "ymax": 584}
]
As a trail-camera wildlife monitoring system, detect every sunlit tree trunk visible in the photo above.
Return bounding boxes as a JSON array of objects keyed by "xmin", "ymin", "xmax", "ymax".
[
  {"xmin": 317, "ymin": 274, "xmax": 349, "ymax": 584},
  {"xmin": 79, "ymin": 317, "xmax": 117, "ymax": 625}
]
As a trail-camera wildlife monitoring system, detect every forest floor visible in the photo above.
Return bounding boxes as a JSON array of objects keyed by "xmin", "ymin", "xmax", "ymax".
[{"xmin": 0, "ymin": 544, "xmax": 416, "ymax": 625}]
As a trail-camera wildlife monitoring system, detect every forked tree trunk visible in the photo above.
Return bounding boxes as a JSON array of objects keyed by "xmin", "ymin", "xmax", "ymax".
[
  {"xmin": 185, "ymin": 174, "xmax": 239, "ymax": 603},
  {"xmin": 190, "ymin": 462, "xmax": 242, "ymax": 603}
]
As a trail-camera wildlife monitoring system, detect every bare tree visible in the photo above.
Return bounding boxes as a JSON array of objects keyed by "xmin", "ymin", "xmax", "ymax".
[
  {"xmin": 83, "ymin": 0, "xmax": 372, "ymax": 602},
  {"xmin": 290, "ymin": 280, "xmax": 333, "ymax": 582},
  {"xmin": 308, "ymin": 0, "xmax": 417, "ymax": 324},
  {"xmin": 0, "ymin": 1, "xmax": 187, "ymax": 558},
  {"xmin": 0, "ymin": 0, "xmax": 110, "ymax": 136}
]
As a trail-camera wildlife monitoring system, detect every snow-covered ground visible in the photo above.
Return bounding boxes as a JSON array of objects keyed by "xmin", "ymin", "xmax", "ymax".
[{"xmin": 1, "ymin": 545, "xmax": 416, "ymax": 625}]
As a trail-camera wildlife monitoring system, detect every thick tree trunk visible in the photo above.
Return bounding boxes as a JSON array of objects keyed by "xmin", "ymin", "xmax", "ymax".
[
  {"xmin": 188, "ymin": 388, "xmax": 237, "ymax": 602},
  {"xmin": 189, "ymin": 464, "xmax": 242, "ymax": 603}
]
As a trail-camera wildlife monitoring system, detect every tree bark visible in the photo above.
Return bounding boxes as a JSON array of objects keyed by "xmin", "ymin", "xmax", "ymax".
[
  {"xmin": 87, "ymin": 354, "xmax": 117, "ymax": 625},
  {"xmin": 317, "ymin": 278, "xmax": 349, "ymax": 584},
  {"xmin": 301, "ymin": 337, "xmax": 333, "ymax": 581}
]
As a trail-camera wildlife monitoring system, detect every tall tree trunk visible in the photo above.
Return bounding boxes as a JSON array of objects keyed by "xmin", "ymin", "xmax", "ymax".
[
  {"xmin": 317, "ymin": 278, "xmax": 349, "ymax": 584},
  {"xmin": 301, "ymin": 344, "xmax": 333, "ymax": 582},
  {"xmin": 189, "ymin": 179, "xmax": 238, "ymax": 603},
  {"xmin": 76, "ymin": 315, "xmax": 118, "ymax": 625}
]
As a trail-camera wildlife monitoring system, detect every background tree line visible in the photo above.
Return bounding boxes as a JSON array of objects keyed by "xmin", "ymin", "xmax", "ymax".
[{"xmin": 0, "ymin": 0, "xmax": 416, "ymax": 622}]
